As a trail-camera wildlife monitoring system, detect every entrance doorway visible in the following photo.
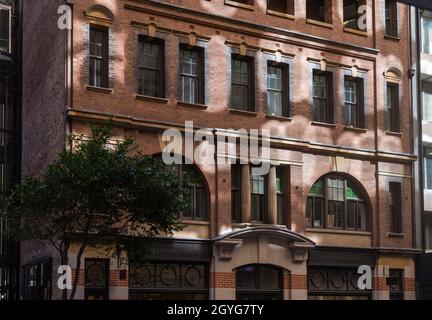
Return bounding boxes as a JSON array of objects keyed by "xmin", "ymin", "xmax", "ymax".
[{"xmin": 236, "ymin": 265, "xmax": 283, "ymax": 300}]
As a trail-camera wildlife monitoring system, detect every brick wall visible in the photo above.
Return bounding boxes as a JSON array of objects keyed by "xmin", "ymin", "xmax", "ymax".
[{"xmin": 22, "ymin": 0, "xmax": 68, "ymax": 177}]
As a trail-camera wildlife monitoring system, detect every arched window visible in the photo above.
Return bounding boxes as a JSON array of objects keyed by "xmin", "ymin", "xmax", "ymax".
[
  {"xmin": 306, "ymin": 174, "xmax": 368, "ymax": 231},
  {"xmin": 173, "ymin": 164, "xmax": 209, "ymax": 221}
]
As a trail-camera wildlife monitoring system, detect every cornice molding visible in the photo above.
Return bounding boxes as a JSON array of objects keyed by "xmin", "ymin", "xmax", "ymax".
[{"xmin": 67, "ymin": 108, "xmax": 417, "ymax": 165}]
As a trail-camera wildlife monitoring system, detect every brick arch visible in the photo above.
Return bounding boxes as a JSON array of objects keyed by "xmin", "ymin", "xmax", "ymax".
[
  {"xmin": 305, "ymin": 171, "xmax": 373, "ymax": 230},
  {"xmin": 85, "ymin": 4, "xmax": 114, "ymax": 23}
]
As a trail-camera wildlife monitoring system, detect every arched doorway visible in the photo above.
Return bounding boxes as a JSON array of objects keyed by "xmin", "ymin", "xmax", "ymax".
[{"xmin": 235, "ymin": 264, "xmax": 283, "ymax": 300}]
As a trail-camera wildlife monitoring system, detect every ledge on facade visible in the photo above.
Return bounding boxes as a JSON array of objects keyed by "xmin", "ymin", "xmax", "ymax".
[
  {"xmin": 343, "ymin": 126, "xmax": 368, "ymax": 133},
  {"xmin": 305, "ymin": 228, "xmax": 372, "ymax": 236},
  {"xmin": 214, "ymin": 225, "xmax": 315, "ymax": 246},
  {"xmin": 387, "ymin": 232, "xmax": 405, "ymax": 239},
  {"xmin": 266, "ymin": 10, "xmax": 294, "ymax": 20},
  {"xmin": 224, "ymin": 0, "xmax": 254, "ymax": 11},
  {"xmin": 182, "ymin": 220, "xmax": 210, "ymax": 226},
  {"xmin": 343, "ymin": 27, "xmax": 368, "ymax": 37},
  {"xmin": 306, "ymin": 19, "xmax": 333, "ymax": 29},
  {"xmin": 85, "ymin": 85, "xmax": 113, "ymax": 94},
  {"xmin": 384, "ymin": 35, "xmax": 401, "ymax": 42},
  {"xmin": 385, "ymin": 130, "xmax": 403, "ymax": 137},
  {"xmin": 311, "ymin": 121, "xmax": 337, "ymax": 128},
  {"xmin": 228, "ymin": 108, "xmax": 258, "ymax": 117},
  {"xmin": 177, "ymin": 101, "xmax": 208, "ymax": 110},
  {"xmin": 135, "ymin": 94, "xmax": 169, "ymax": 104},
  {"xmin": 266, "ymin": 114, "xmax": 292, "ymax": 122}
]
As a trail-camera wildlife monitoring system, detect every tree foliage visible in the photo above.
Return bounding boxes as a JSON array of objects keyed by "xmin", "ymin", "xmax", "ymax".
[{"xmin": 1, "ymin": 124, "xmax": 191, "ymax": 299}]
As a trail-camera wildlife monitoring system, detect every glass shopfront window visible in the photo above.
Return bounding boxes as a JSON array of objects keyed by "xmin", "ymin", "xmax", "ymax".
[
  {"xmin": 236, "ymin": 265, "xmax": 283, "ymax": 300},
  {"xmin": 129, "ymin": 262, "xmax": 208, "ymax": 300},
  {"xmin": 308, "ymin": 267, "xmax": 371, "ymax": 300}
]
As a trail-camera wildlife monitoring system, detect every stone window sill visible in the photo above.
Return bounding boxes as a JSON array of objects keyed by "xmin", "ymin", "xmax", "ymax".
[
  {"xmin": 311, "ymin": 121, "xmax": 337, "ymax": 128},
  {"xmin": 306, "ymin": 19, "xmax": 333, "ymax": 29},
  {"xmin": 177, "ymin": 101, "xmax": 208, "ymax": 110},
  {"xmin": 384, "ymin": 35, "xmax": 401, "ymax": 42},
  {"xmin": 387, "ymin": 232, "xmax": 405, "ymax": 238},
  {"xmin": 343, "ymin": 126, "xmax": 368, "ymax": 133},
  {"xmin": 228, "ymin": 108, "xmax": 258, "ymax": 117},
  {"xmin": 343, "ymin": 27, "xmax": 368, "ymax": 37},
  {"xmin": 385, "ymin": 130, "xmax": 403, "ymax": 137},
  {"xmin": 266, "ymin": 10, "xmax": 294, "ymax": 20},
  {"xmin": 135, "ymin": 94, "xmax": 169, "ymax": 104},
  {"xmin": 224, "ymin": 0, "xmax": 254, "ymax": 11},
  {"xmin": 266, "ymin": 114, "xmax": 292, "ymax": 121},
  {"xmin": 86, "ymin": 85, "xmax": 113, "ymax": 94}
]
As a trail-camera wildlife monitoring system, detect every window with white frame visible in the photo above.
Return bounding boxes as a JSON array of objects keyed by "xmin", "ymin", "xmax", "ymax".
[{"xmin": 422, "ymin": 15, "xmax": 432, "ymax": 54}]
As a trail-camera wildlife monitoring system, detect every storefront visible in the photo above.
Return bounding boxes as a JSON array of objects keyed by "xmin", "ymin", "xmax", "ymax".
[
  {"xmin": 127, "ymin": 238, "xmax": 212, "ymax": 300},
  {"xmin": 307, "ymin": 248, "xmax": 375, "ymax": 300}
]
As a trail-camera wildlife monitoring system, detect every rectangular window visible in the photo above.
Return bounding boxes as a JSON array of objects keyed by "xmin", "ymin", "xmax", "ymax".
[
  {"xmin": 0, "ymin": 6, "xmax": 10, "ymax": 53},
  {"xmin": 138, "ymin": 36, "xmax": 165, "ymax": 98},
  {"xmin": 423, "ymin": 16, "xmax": 432, "ymax": 54},
  {"xmin": 22, "ymin": 259, "xmax": 52, "ymax": 300},
  {"xmin": 179, "ymin": 45, "xmax": 204, "ymax": 104},
  {"xmin": 423, "ymin": 83, "xmax": 432, "ymax": 121},
  {"xmin": 344, "ymin": 77, "xmax": 365, "ymax": 128},
  {"xmin": 231, "ymin": 55, "xmax": 255, "ymax": 111},
  {"xmin": 85, "ymin": 259, "xmax": 109, "ymax": 300},
  {"xmin": 312, "ymin": 70, "xmax": 333, "ymax": 123},
  {"xmin": 327, "ymin": 178, "xmax": 344, "ymax": 229},
  {"xmin": 343, "ymin": 0, "xmax": 366, "ymax": 30},
  {"xmin": 425, "ymin": 148, "xmax": 432, "ymax": 190},
  {"xmin": 389, "ymin": 182, "xmax": 403, "ymax": 234},
  {"xmin": 231, "ymin": 165, "xmax": 241, "ymax": 222},
  {"xmin": 267, "ymin": 63, "xmax": 289, "ymax": 117},
  {"xmin": 306, "ymin": 0, "xmax": 331, "ymax": 23},
  {"xmin": 388, "ymin": 269, "xmax": 404, "ymax": 300},
  {"xmin": 306, "ymin": 192, "xmax": 324, "ymax": 228},
  {"xmin": 385, "ymin": 0, "xmax": 398, "ymax": 38},
  {"xmin": 267, "ymin": 0, "xmax": 294, "ymax": 15},
  {"xmin": 386, "ymin": 82, "xmax": 400, "ymax": 132},
  {"xmin": 89, "ymin": 25, "xmax": 109, "ymax": 88},
  {"xmin": 251, "ymin": 174, "xmax": 265, "ymax": 222}
]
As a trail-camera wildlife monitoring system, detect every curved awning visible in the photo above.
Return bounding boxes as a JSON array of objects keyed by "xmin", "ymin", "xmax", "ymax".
[
  {"xmin": 213, "ymin": 226, "xmax": 315, "ymax": 262},
  {"xmin": 213, "ymin": 225, "xmax": 315, "ymax": 245}
]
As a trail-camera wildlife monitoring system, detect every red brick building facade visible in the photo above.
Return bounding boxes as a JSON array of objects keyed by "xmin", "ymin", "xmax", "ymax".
[{"xmin": 21, "ymin": 0, "xmax": 419, "ymax": 300}]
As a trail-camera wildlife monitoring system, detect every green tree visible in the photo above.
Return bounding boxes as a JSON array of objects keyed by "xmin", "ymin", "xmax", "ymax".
[{"xmin": 1, "ymin": 124, "xmax": 190, "ymax": 300}]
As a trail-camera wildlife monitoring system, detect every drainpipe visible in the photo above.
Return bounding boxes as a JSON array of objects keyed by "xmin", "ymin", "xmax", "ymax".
[
  {"xmin": 372, "ymin": 0, "xmax": 380, "ymax": 248},
  {"xmin": 65, "ymin": 0, "xmax": 74, "ymax": 151}
]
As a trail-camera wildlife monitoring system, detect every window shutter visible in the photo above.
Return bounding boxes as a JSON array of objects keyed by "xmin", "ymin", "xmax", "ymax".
[
  {"xmin": 357, "ymin": 78, "xmax": 365, "ymax": 128},
  {"xmin": 327, "ymin": 72, "xmax": 334, "ymax": 124},
  {"xmin": 250, "ymin": 57, "xmax": 256, "ymax": 112}
]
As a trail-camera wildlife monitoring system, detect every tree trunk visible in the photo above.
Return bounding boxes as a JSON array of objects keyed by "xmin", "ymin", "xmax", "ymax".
[
  {"xmin": 69, "ymin": 242, "xmax": 87, "ymax": 300},
  {"xmin": 60, "ymin": 240, "xmax": 70, "ymax": 301}
]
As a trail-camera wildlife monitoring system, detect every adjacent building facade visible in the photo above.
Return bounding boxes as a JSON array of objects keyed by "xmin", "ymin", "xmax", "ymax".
[
  {"xmin": 412, "ymin": 5, "xmax": 432, "ymax": 300},
  {"xmin": 0, "ymin": 0, "xmax": 20, "ymax": 301},
  {"xmin": 21, "ymin": 0, "xmax": 420, "ymax": 300}
]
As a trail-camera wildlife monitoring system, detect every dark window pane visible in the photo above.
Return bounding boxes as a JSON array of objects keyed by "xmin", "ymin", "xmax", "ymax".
[
  {"xmin": 314, "ymin": 198, "xmax": 324, "ymax": 228},
  {"xmin": 358, "ymin": 202, "xmax": 367, "ymax": 230},
  {"xmin": 347, "ymin": 201, "xmax": 356, "ymax": 229},
  {"xmin": 138, "ymin": 38, "xmax": 163, "ymax": 97},
  {"xmin": 89, "ymin": 26, "xmax": 108, "ymax": 88},
  {"xmin": 0, "ymin": 9, "xmax": 10, "ymax": 52},
  {"xmin": 385, "ymin": 0, "xmax": 398, "ymax": 37},
  {"xmin": 306, "ymin": 197, "xmax": 313, "ymax": 228}
]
